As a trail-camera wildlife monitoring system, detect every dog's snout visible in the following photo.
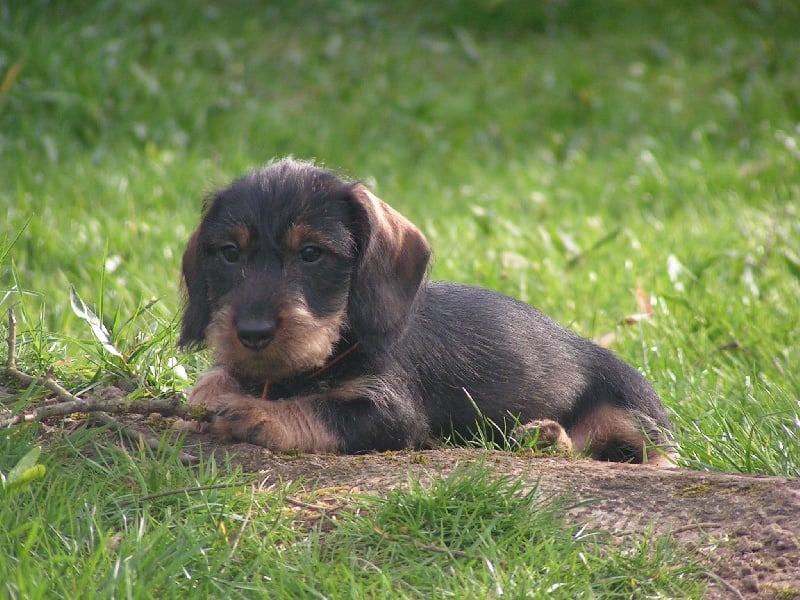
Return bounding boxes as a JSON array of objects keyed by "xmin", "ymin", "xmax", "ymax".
[{"xmin": 235, "ymin": 317, "xmax": 278, "ymax": 350}]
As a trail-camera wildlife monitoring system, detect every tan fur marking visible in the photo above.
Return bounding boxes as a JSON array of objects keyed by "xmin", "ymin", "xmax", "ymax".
[
  {"xmin": 188, "ymin": 366, "xmax": 242, "ymax": 410},
  {"xmin": 185, "ymin": 369, "xmax": 389, "ymax": 452},
  {"xmin": 568, "ymin": 404, "xmax": 676, "ymax": 467},
  {"xmin": 218, "ymin": 394, "xmax": 340, "ymax": 453},
  {"xmin": 186, "ymin": 366, "xmax": 360, "ymax": 452},
  {"xmin": 284, "ymin": 222, "xmax": 325, "ymax": 252},
  {"xmin": 326, "ymin": 376, "xmax": 388, "ymax": 404},
  {"xmin": 183, "ymin": 366, "xmax": 242, "ymax": 436},
  {"xmin": 229, "ymin": 224, "xmax": 250, "ymax": 249},
  {"xmin": 512, "ymin": 419, "xmax": 575, "ymax": 453},
  {"xmin": 206, "ymin": 300, "xmax": 347, "ymax": 381},
  {"xmin": 352, "ymin": 184, "xmax": 425, "ymax": 261},
  {"xmin": 641, "ymin": 449, "xmax": 677, "ymax": 468}
]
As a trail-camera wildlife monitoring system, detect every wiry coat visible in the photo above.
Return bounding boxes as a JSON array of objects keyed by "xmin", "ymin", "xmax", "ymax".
[{"xmin": 180, "ymin": 159, "xmax": 674, "ymax": 464}]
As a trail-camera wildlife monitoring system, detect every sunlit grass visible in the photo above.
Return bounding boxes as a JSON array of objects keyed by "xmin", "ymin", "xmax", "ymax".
[
  {"xmin": 2, "ymin": 0, "xmax": 799, "ymax": 473},
  {"xmin": 1, "ymin": 1, "xmax": 799, "ymax": 596}
]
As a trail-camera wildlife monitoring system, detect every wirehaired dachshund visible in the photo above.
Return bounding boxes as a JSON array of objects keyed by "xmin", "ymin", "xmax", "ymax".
[{"xmin": 180, "ymin": 159, "xmax": 675, "ymax": 465}]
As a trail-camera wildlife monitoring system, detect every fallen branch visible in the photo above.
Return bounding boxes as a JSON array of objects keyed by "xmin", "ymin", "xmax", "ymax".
[
  {"xmin": 91, "ymin": 411, "xmax": 198, "ymax": 466},
  {"xmin": 1, "ymin": 308, "xmax": 204, "ymax": 463},
  {"xmin": 2, "ymin": 308, "xmax": 208, "ymax": 424},
  {"xmin": 0, "ymin": 389, "xmax": 206, "ymax": 429}
]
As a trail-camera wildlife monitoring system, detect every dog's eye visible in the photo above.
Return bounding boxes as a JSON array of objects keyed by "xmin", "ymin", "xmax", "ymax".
[
  {"xmin": 220, "ymin": 243, "xmax": 241, "ymax": 263},
  {"xmin": 299, "ymin": 245, "xmax": 323, "ymax": 263}
]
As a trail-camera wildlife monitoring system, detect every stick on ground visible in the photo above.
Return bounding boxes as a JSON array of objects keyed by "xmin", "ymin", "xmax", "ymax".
[{"xmin": 1, "ymin": 308, "xmax": 202, "ymax": 464}]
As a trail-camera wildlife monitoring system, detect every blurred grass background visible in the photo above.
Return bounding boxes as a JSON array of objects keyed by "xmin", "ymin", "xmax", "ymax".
[{"xmin": 2, "ymin": 0, "xmax": 799, "ymax": 475}]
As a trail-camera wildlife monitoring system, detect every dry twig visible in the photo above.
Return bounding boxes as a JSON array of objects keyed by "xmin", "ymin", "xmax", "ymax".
[
  {"xmin": 1, "ymin": 308, "xmax": 203, "ymax": 464},
  {"xmin": 91, "ymin": 411, "xmax": 198, "ymax": 465},
  {"xmin": 0, "ymin": 390, "xmax": 204, "ymax": 429}
]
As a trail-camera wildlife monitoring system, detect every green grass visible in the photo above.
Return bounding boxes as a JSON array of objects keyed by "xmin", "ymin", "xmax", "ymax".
[
  {"xmin": 1, "ymin": 442, "xmax": 706, "ymax": 599},
  {"xmin": 2, "ymin": 0, "xmax": 800, "ymax": 596}
]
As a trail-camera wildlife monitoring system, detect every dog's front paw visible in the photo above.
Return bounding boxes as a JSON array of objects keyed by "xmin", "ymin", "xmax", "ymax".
[
  {"xmin": 511, "ymin": 419, "xmax": 574, "ymax": 455},
  {"xmin": 212, "ymin": 396, "xmax": 274, "ymax": 446},
  {"xmin": 187, "ymin": 366, "xmax": 244, "ymax": 413}
]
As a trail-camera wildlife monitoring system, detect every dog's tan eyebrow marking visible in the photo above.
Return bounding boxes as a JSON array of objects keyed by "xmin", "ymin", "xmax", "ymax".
[
  {"xmin": 283, "ymin": 222, "xmax": 335, "ymax": 252},
  {"xmin": 228, "ymin": 224, "xmax": 251, "ymax": 248}
]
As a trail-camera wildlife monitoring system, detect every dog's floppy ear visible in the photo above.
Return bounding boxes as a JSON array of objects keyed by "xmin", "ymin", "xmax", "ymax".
[
  {"xmin": 179, "ymin": 228, "xmax": 211, "ymax": 348},
  {"xmin": 347, "ymin": 184, "xmax": 431, "ymax": 345}
]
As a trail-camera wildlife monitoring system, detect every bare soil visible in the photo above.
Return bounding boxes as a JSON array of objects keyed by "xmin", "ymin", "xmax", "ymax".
[
  {"xmin": 173, "ymin": 427, "xmax": 800, "ymax": 600},
  {"xmin": 5, "ymin": 394, "xmax": 798, "ymax": 600}
]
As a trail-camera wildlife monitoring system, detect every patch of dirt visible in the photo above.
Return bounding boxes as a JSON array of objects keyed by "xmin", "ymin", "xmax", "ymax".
[
  {"xmin": 3, "ymin": 389, "xmax": 797, "ymax": 600},
  {"xmin": 171, "ymin": 427, "xmax": 800, "ymax": 599}
]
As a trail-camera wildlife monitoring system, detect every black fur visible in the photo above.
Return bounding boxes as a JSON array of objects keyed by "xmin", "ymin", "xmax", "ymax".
[{"xmin": 180, "ymin": 159, "xmax": 675, "ymax": 464}]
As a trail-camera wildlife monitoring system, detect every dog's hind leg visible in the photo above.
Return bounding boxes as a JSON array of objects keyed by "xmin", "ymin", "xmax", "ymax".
[{"xmin": 567, "ymin": 403, "xmax": 677, "ymax": 466}]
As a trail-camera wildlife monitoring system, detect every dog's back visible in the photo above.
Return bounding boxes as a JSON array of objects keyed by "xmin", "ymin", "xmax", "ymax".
[{"xmin": 397, "ymin": 281, "xmax": 673, "ymax": 462}]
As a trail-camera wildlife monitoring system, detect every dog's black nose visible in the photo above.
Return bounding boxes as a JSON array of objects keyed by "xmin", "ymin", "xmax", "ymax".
[{"xmin": 235, "ymin": 318, "xmax": 277, "ymax": 350}]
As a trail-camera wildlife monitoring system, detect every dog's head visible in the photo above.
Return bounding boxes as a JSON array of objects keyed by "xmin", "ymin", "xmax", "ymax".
[{"xmin": 179, "ymin": 159, "xmax": 430, "ymax": 380}]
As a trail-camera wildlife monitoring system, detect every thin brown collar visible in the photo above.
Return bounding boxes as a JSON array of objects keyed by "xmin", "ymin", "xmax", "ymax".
[
  {"xmin": 261, "ymin": 341, "xmax": 361, "ymax": 400},
  {"xmin": 307, "ymin": 341, "xmax": 361, "ymax": 379}
]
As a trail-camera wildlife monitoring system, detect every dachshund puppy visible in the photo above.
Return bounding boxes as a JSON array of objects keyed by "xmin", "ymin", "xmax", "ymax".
[{"xmin": 180, "ymin": 159, "xmax": 675, "ymax": 465}]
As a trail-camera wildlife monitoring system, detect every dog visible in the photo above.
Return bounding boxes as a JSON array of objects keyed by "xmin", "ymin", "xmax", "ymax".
[{"xmin": 179, "ymin": 159, "xmax": 675, "ymax": 465}]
